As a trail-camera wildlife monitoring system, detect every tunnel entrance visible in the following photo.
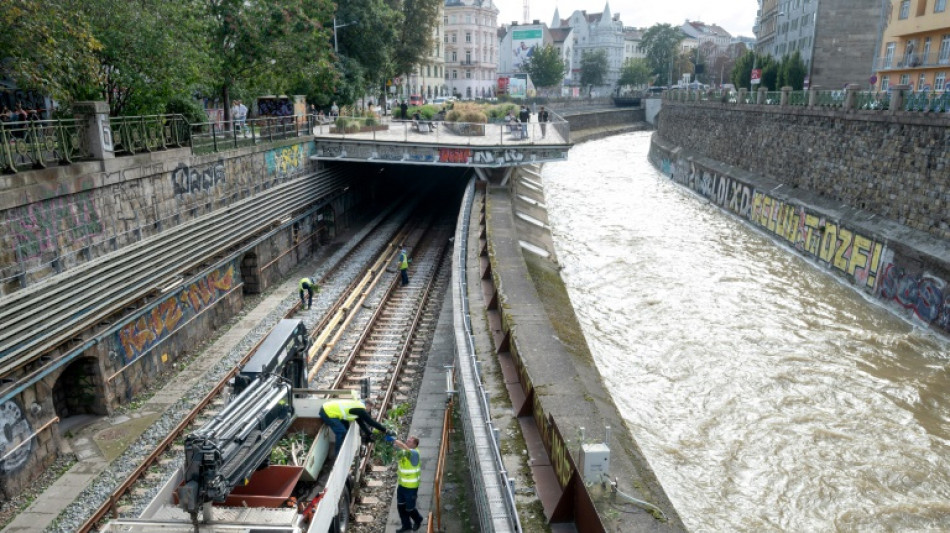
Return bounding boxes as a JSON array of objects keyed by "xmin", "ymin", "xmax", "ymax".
[
  {"xmin": 53, "ymin": 357, "xmax": 104, "ymax": 419},
  {"xmin": 314, "ymin": 206, "xmax": 336, "ymax": 246},
  {"xmin": 241, "ymin": 252, "xmax": 260, "ymax": 294}
]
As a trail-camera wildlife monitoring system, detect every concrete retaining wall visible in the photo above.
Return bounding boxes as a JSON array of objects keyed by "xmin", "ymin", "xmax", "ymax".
[{"xmin": 649, "ymin": 135, "xmax": 950, "ymax": 338}]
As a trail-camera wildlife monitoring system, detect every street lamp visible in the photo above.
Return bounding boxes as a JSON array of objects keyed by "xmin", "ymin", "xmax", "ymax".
[{"xmin": 333, "ymin": 17, "xmax": 357, "ymax": 53}]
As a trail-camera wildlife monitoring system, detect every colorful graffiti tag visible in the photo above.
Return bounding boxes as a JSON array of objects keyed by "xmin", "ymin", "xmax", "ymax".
[
  {"xmin": 171, "ymin": 160, "xmax": 226, "ymax": 196},
  {"xmin": 0, "ymin": 400, "xmax": 33, "ymax": 473},
  {"xmin": 116, "ymin": 263, "xmax": 238, "ymax": 363},
  {"xmin": 265, "ymin": 143, "xmax": 313, "ymax": 180},
  {"xmin": 8, "ymin": 191, "xmax": 103, "ymax": 260},
  {"xmin": 661, "ymin": 155, "xmax": 950, "ymax": 335}
]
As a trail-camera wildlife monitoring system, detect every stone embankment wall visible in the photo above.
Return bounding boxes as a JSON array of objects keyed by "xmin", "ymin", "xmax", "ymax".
[
  {"xmin": 561, "ymin": 108, "xmax": 650, "ymax": 143},
  {"xmin": 652, "ymin": 101, "xmax": 950, "ymax": 337},
  {"xmin": 0, "ymin": 138, "xmax": 317, "ymax": 295}
]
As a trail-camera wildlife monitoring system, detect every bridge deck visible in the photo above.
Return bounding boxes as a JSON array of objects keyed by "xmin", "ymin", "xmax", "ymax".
[{"xmin": 312, "ymin": 116, "xmax": 571, "ymax": 167}]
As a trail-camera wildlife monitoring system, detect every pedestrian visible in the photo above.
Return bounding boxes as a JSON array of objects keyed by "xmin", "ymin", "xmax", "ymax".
[
  {"xmin": 330, "ymin": 101, "xmax": 339, "ymax": 118},
  {"xmin": 391, "ymin": 435, "xmax": 424, "ymax": 532},
  {"xmin": 518, "ymin": 105, "xmax": 530, "ymax": 138},
  {"xmin": 319, "ymin": 398, "xmax": 390, "ymax": 456},
  {"xmin": 397, "ymin": 248, "xmax": 410, "ymax": 286},
  {"xmin": 237, "ymin": 100, "xmax": 248, "ymax": 134},
  {"xmin": 299, "ymin": 277, "xmax": 318, "ymax": 309},
  {"xmin": 230, "ymin": 100, "xmax": 240, "ymax": 132},
  {"xmin": 400, "ymin": 100, "xmax": 408, "ymax": 120},
  {"xmin": 538, "ymin": 106, "xmax": 549, "ymax": 138}
]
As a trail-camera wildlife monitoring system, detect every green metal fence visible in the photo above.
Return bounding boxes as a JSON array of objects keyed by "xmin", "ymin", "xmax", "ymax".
[{"xmin": 0, "ymin": 118, "xmax": 93, "ymax": 173}]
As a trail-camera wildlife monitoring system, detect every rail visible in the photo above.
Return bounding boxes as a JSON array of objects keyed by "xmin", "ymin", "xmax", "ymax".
[
  {"xmin": 667, "ymin": 84, "xmax": 950, "ymax": 115},
  {"xmin": 452, "ymin": 179, "xmax": 522, "ymax": 532}
]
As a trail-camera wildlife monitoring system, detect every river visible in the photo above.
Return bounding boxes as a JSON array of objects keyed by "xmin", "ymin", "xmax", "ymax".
[{"xmin": 542, "ymin": 131, "xmax": 950, "ymax": 532}]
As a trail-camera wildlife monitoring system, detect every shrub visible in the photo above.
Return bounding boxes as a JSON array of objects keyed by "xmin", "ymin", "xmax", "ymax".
[
  {"xmin": 364, "ymin": 116, "xmax": 378, "ymax": 127},
  {"xmin": 165, "ymin": 97, "xmax": 208, "ymax": 124},
  {"xmin": 335, "ymin": 117, "xmax": 348, "ymax": 130}
]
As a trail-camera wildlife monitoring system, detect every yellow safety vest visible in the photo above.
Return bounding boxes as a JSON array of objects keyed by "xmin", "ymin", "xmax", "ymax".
[
  {"xmin": 322, "ymin": 399, "xmax": 365, "ymax": 421},
  {"xmin": 300, "ymin": 278, "xmax": 313, "ymax": 291},
  {"xmin": 399, "ymin": 252, "xmax": 409, "ymax": 270},
  {"xmin": 397, "ymin": 450, "xmax": 421, "ymax": 489}
]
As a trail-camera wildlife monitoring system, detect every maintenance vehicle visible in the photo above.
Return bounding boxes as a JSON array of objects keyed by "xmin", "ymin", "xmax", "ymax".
[{"xmin": 102, "ymin": 319, "xmax": 371, "ymax": 533}]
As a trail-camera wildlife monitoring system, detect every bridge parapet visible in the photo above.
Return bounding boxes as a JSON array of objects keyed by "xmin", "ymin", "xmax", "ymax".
[{"xmin": 311, "ymin": 115, "xmax": 572, "ymax": 167}]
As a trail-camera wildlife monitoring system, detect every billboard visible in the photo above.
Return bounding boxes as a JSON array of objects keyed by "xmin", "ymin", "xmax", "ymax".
[
  {"xmin": 508, "ymin": 75, "xmax": 528, "ymax": 98},
  {"xmin": 511, "ymin": 28, "xmax": 542, "ymax": 71}
]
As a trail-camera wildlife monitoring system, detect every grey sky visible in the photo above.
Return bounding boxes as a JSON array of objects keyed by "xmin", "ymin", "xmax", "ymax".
[{"xmin": 496, "ymin": 0, "xmax": 759, "ymax": 37}]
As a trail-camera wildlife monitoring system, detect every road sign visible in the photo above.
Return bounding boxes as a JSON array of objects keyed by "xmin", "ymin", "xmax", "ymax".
[
  {"xmin": 751, "ymin": 68, "xmax": 762, "ymax": 85},
  {"xmin": 869, "ymin": 75, "xmax": 878, "ymax": 85}
]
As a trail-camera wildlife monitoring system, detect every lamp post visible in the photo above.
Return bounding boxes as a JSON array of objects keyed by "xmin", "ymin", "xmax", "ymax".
[{"xmin": 333, "ymin": 17, "xmax": 357, "ymax": 53}]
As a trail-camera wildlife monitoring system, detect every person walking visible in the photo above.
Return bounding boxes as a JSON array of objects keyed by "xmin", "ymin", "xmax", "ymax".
[
  {"xmin": 400, "ymin": 100, "xmax": 409, "ymax": 120},
  {"xmin": 236, "ymin": 100, "xmax": 248, "ymax": 135},
  {"xmin": 330, "ymin": 101, "xmax": 339, "ymax": 118},
  {"xmin": 518, "ymin": 105, "xmax": 530, "ymax": 138},
  {"xmin": 391, "ymin": 435, "xmax": 423, "ymax": 532},
  {"xmin": 299, "ymin": 277, "xmax": 318, "ymax": 309},
  {"xmin": 319, "ymin": 398, "xmax": 390, "ymax": 456},
  {"xmin": 538, "ymin": 106, "xmax": 549, "ymax": 138},
  {"xmin": 397, "ymin": 248, "xmax": 410, "ymax": 286}
]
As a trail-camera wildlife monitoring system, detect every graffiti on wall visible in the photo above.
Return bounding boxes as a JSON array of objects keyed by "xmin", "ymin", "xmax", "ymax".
[
  {"xmin": 171, "ymin": 160, "xmax": 226, "ymax": 196},
  {"xmin": 0, "ymin": 400, "xmax": 33, "ymax": 473},
  {"xmin": 8, "ymin": 191, "xmax": 103, "ymax": 260},
  {"xmin": 265, "ymin": 142, "xmax": 312, "ymax": 180},
  {"xmin": 116, "ymin": 263, "xmax": 238, "ymax": 363},
  {"xmin": 880, "ymin": 266, "xmax": 950, "ymax": 329},
  {"xmin": 661, "ymin": 155, "xmax": 950, "ymax": 334}
]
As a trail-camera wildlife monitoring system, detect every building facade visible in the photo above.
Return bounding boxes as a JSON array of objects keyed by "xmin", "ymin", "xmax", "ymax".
[
  {"xmin": 552, "ymin": 3, "xmax": 626, "ymax": 94},
  {"xmin": 444, "ymin": 0, "xmax": 499, "ymax": 99},
  {"xmin": 875, "ymin": 0, "xmax": 950, "ymax": 92},
  {"xmin": 755, "ymin": 0, "xmax": 880, "ymax": 89},
  {"xmin": 413, "ymin": 2, "xmax": 447, "ymax": 100}
]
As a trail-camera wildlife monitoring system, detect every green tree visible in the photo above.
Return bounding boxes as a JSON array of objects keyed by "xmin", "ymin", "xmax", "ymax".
[
  {"xmin": 206, "ymin": 0, "xmax": 336, "ymax": 124},
  {"xmin": 778, "ymin": 51, "xmax": 807, "ymax": 90},
  {"xmin": 731, "ymin": 51, "xmax": 778, "ymax": 90},
  {"xmin": 638, "ymin": 23, "xmax": 684, "ymax": 87},
  {"xmin": 579, "ymin": 49, "xmax": 608, "ymax": 94},
  {"xmin": 333, "ymin": 0, "xmax": 401, "ymax": 105},
  {"xmin": 524, "ymin": 45, "xmax": 566, "ymax": 93},
  {"xmin": 70, "ymin": 0, "xmax": 211, "ymax": 115},
  {"xmin": 617, "ymin": 58, "xmax": 652, "ymax": 88},
  {"xmin": 0, "ymin": 0, "xmax": 102, "ymax": 102},
  {"xmin": 390, "ymin": 0, "xmax": 443, "ymax": 90}
]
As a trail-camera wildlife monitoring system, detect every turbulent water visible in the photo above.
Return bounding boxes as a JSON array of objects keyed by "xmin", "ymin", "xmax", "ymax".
[{"xmin": 542, "ymin": 132, "xmax": 950, "ymax": 533}]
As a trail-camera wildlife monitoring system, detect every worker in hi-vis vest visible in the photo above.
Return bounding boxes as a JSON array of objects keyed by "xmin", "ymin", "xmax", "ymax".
[
  {"xmin": 391, "ymin": 435, "xmax": 423, "ymax": 532},
  {"xmin": 318, "ymin": 398, "xmax": 389, "ymax": 455},
  {"xmin": 299, "ymin": 277, "xmax": 317, "ymax": 309},
  {"xmin": 397, "ymin": 248, "xmax": 410, "ymax": 286}
]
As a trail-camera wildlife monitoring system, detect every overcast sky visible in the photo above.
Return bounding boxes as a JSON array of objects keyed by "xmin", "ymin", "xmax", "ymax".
[{"xmin": 495, "ymin": 0, "xmax": 759, "ymax": 37}]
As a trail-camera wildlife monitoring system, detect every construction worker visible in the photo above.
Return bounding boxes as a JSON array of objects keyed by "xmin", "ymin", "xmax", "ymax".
[
  {"xmin": 299, "ymin": 277, "xmax": 317, "ymax": 309},
  {"xmin": 318, "ymin": 398, "xmax": 389, "ymax": 455},
  {"xmin": 391, "ymin": 435, "xmax": 423, "ymax": 532},
  {"xmin": 397, "ymin": 248, "xmax": 410, "ymax": 286}
]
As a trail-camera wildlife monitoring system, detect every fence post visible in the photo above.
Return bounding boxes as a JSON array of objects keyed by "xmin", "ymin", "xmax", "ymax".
[
  {"xmin": 844, "ymin": 83, "xmax": 861, "ymax": 110},
  {"xmin": 808, "ymin": 86, "xmax": 820, "ymax": 107},
  {"xmin": 73, "ymin": 101, "xmax": 114, "ymax": 161},
  {"xmin": 738, "ymin": 88, "xmax": 748, "ymax": 104},
  {"xmin": 890, "ymin": 84, "xmax": 911, "ymax": 114},
  {"xmin": 757, "ymin": 87, "xmax": 767, "ymax": 105},
  {"xmin": 781, "ymin": 86, "xmax": 791, "ymax": 106}
]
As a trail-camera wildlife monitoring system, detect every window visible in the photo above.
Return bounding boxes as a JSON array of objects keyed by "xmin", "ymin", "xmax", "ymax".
[
  {"xmin": 465, "ymin": 70, "xmax": 471, "ymax": 79},
  {"xmin": 940, "ymin": 35, "xmax": 950, "ymax": 63},
  {"xmin": 451, "ymin": 33, "xmax": 457, "ymax": 43},
  {"xmin": 452, "ymin": 70, "xmax": 458, "ymax": 79},
  {"xmin": 885, "ymin": 42, "xmax": 896, "ymax": 67},
  {"xmin": 935, "ymin": 72, "xmax": 946, "ymax": 91},
  {"xmin": 900, "ymin": 73, "xmax": 911, "ymax": 85},
  {"xmin": 426, "ymin": 66, "xmax": 431, "ymax": 77},
  {"xmin": 451, "ymin": 51, "xmax": 457, "ymax": 62},
  {"xmin": 899, "ymin": 0, "xmax": 910, "ymax": 18},
  {"xmin": 918, "ymin": 73, "xmax": 927, "ymax": 90},
  {"xmin": 924, "ymin": 37, "xmax": 932, "ymax": 64},
  {"xmin": 449, "ymin": 15, "xmax": 456, "ymax": 24},
  {"xmin": 465, "ymin": 51, "xmax": 471, "ymax": 63},
  {"xmin": 937, "ymin": 0, "xmax": 947, "ymax": 12},
  {"xmin": 881, "ymin": 75, "xmax": 890, "ymax": 91},
  {"xmin": 465, "ymin": 32, "xmax": 471, "ymax": 42},
  {"xmin": 444, "ymin": 35, "xmax": 449, "ymax": 43}
]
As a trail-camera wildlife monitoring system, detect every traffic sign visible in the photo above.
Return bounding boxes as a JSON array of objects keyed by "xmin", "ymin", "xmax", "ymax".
[{"xmin": 751, "ymin": 68, "xmax": 762, "ymax": 85}]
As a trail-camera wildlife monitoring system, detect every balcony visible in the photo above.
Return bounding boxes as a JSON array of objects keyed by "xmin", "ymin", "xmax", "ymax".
[{"xmin": 876, "ymin": 51, "xmax": 950, "ymax": 71}]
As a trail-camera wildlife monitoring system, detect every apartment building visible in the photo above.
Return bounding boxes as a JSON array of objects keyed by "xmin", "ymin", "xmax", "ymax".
[
  {"xmin": 443, "ymin": 0, "xmax": 499, "ymax": 99},
  {"xmin": 875, "ymin": 0, "xmax": 950, "ymax": 92}
]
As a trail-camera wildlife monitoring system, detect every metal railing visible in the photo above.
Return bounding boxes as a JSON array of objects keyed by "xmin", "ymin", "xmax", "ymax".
[
  {"xmin": 876, "ymin": 52, "xmax": 950, "ymax": 70},
  {"xmin": 0, "ymin": 118, "xmax": 93, "ymax": 173},
  {"xmin": 190, "ymin": 115, "xmax": 314, "ymax": 154},
  {"xmin": 669, "ymin": 86, "xmax": 949, "ymax": 115},
  {"xmin": 111, "ymin": 115, "xmax": 189, "ymax": 155},
  {"xmin": 452, "ymin": 179, "xmax": 522, "ymax": 533}
]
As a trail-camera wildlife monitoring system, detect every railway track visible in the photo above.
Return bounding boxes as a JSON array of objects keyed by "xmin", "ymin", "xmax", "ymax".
[
  {"xmin": 68, "ymin": 186, "xmax": 460, "ymax": 532},
  {"xmin": 0, "ymin": 167, "xmax": 353, "ymax": 403}
]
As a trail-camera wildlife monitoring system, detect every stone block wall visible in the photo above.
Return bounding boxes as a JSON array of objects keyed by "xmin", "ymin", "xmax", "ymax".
[
  {"xmin": 657, "ymin": 101, "xmax": 950, "ymax": 241},
  {"xmin": 0, "ymin": 139, "xmax": 317, "ymax": 295}
]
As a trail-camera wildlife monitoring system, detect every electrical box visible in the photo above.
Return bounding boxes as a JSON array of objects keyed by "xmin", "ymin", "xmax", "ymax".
[{"xmin": 579, "ymin": 443, "xmax": 610, "ymax": 483}]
